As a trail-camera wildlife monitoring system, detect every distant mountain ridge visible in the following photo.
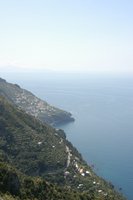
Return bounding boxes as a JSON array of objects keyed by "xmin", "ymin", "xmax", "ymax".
[{"xmin": 0, "ymin": 77, "xmax": 74, "ymax": 125}]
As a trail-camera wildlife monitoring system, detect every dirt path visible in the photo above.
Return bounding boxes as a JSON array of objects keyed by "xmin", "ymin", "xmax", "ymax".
[{"xmin": 66, "ymin": 146, "xmax": 71, "ymax": 168}]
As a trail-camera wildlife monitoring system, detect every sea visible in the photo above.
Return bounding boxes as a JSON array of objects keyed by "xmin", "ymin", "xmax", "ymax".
[{"xmin": 3, "ymin": 72, "xmax": 133, "ymax": 200}]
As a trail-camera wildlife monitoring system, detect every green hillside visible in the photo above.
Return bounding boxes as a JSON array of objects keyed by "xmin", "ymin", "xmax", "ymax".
[
  {"xmin": 0, "ymin": 161, "xmax": 92, "ymax": 200},
  {"xmin": 0, "ymin": 96, "xmax": 126, "ymax": 200},
  {"xmin": 0, "ymin": 77, "xmax": 74, "ymax": 125}
]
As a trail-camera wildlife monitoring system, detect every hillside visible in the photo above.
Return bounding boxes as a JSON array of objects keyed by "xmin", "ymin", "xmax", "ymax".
[
  {"xmin": 0, "ymin": 96, "xmax": 126, "ymax": 200},
  {"xmin": 0, "ymin": 161, "xmax": 92, "ymax": 200},
  {"xmin": 0, "ymin": 77, "xmax": 74, "ymax": 125}
]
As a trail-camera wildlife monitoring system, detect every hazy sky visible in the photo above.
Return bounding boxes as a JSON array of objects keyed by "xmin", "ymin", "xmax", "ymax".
[{"xmin": 0, "ymin": 0, "xmax": 133, "ymax": 74}]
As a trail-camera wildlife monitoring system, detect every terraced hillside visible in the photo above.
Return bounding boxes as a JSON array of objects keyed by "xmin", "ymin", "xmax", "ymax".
[{"xmin": 0, "ymin": 96, "xmax": 126, "ymax": 200}]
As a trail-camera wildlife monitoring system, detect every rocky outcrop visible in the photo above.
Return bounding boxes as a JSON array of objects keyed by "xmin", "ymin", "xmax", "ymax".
[{"xmin": 0, "ymin": 163, "xmax": 20, "ymax": 195}]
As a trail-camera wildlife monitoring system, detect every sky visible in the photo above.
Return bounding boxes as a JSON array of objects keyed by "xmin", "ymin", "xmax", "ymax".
[{"xmin": 0, "ymin": 0, "xmax": 133, "ymax": 74}]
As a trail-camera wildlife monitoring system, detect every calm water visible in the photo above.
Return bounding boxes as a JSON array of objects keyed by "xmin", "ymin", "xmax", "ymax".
[{"xmin": 3, "ymin": 73, "xmax": 133, "ymax": 199}]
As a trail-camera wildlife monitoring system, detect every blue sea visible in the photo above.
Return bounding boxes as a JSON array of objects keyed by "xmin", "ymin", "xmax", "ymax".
[{"xmin": 3, "ymin": 72, "xmax": 133, "ymax": 200}]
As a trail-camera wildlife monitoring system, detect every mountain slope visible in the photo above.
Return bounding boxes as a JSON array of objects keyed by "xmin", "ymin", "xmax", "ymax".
[
  {"xmin": 0, "ymin": 96, "xmax": 126, "ymax": 200},
  {"xmin": 0, "ymin": 77, "xmax": 74, "ymax": 125},
  {"xmin": 0, "ymin": 161, "xmax": 91, "ymax": 200}
]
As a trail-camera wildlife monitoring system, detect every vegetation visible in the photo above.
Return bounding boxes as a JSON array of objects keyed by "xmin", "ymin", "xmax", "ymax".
[
  {"xmin": 0, "ymin": 96, "xmax": 126, "ymax": 200},
  {"xmin": 0, "ymin": 77, "xmax": 74, "ymax": 125},
  {"xmin": 0, "ymin": 161, "xmax": 92, "ymax": 200}
]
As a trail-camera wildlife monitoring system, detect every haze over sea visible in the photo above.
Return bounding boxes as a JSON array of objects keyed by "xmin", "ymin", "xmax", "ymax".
[{"xmin": 4, "ymin": 72, "xmax": 133, "ymax": 200}]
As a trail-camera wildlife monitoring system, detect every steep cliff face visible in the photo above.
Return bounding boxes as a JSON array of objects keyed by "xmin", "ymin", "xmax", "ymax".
[
  {"xmin": 0, "ymin": 78, "xmax": 74, "ymax": 125},
  {"xmin": 0, "ymin": 96, "xmax": 126, "ymax": 200}
]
